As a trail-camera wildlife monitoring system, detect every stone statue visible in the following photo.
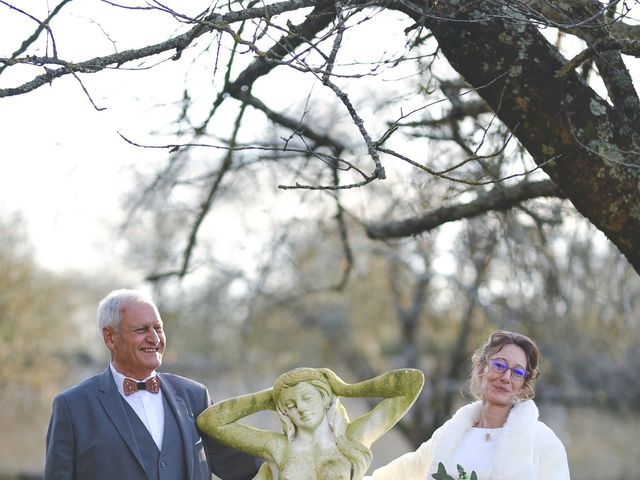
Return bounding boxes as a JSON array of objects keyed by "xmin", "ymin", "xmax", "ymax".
[{"xmin": 196, "ymin": 367, "xmax": 424, "ymax": 480}]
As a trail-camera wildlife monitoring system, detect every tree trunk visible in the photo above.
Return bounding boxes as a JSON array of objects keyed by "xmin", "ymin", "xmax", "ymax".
[{"xmin": 399, "ymin": 1, "xmax": 640, "ymax": 273}]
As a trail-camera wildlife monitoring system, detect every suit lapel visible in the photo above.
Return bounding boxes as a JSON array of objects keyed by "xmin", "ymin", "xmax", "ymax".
[
  {"xmin": 160, "ymin": 373, "xmax": 196, "ymax": 480},
  {"xmin": 97, "ymin": 368, "xmax": 148, "ymax": 477}
]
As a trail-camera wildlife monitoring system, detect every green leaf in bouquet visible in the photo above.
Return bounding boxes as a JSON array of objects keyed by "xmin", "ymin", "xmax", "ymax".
[
  {"xmin": 432, "ymin": 462, "xmax": 456, "ymax": 480},
  {"xmin": 456, "ymin": 464, "xmax": 468, "ymax": 479}
]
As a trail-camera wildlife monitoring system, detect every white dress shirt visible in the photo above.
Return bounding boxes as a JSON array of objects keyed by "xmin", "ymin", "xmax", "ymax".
[{"xmin": 110, "ymin": 364, "xmax": 165, "ymax": 449}]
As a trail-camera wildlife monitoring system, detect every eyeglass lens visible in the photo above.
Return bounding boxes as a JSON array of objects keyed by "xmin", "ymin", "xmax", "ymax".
[{"xmin": 489, "ymin": 359, "xmax": 527, "ymax": 379}]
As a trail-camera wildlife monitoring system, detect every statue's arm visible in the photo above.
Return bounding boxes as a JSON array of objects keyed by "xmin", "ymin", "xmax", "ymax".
[
  {"xmin": 196, "ymin": 388, "xmax": 282, "ymax": 461},
  {"xmin": 321, "ymin": 368, "xmax": 424, "ymax": 447}
]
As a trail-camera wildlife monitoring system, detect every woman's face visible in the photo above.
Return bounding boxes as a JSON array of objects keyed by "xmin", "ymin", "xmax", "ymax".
[
  {"xmin": 279, "ymin": 382, "xmax": 328, "ymax": 431},
  {"xmin": 479, "ymin": 343, "xmax": 528, "ymax": 407}
]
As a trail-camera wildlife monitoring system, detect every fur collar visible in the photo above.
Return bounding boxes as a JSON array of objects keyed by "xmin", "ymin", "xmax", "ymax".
[{"xmin": 429, "ymin": 400, "xmax": 539, "ymax": 480}]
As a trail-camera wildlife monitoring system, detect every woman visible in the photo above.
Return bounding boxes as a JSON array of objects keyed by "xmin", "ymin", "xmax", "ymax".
[
  {"xmin": 367, "ymin": 331, "xmax": 570, "ymax": 480},
  {"xmin": 197, "ymin": 367, "xmax": 424, "ymax": 480}
]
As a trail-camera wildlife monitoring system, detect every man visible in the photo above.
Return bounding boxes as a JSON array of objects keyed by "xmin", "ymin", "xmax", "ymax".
[{"xmin": 44, "ymin": 289, "xmax": 260, "ymax": 480}]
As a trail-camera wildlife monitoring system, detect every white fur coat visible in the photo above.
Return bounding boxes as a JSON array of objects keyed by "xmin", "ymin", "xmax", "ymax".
[{"xmin": 367, "ymin": 400, "xmax": 570, "ymax": 480}]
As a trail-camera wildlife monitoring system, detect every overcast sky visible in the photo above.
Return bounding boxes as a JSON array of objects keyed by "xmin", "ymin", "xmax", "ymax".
[
  {"xmin": 0, "ymin": 69, "xmax": 158, "ymax": 273},
  {"xmin": 0, "ymin": 2, "xmax": 185, "ymax": 273}
]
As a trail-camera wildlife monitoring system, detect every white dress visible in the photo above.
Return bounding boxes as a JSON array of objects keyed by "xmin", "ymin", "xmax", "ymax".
[{"xmin": 444, "ymin": 426, "xmax": 503, "ymax": 479}]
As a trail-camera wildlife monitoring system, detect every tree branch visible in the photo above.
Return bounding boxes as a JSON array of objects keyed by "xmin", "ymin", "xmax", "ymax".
[
  {"xmin": 365, "ymin": 179, "xmax": 562, "ymax": 240},
  {"xmin": 397, "ymin": 99, "xmax": 492, "ymax": 128},
  {"xmin": 556, "ymin": 39, "xmax": 640, "ymax": 78},
  {"xmin": 0, "ymin": 0, "xmax": 322, "ymax": 98}
]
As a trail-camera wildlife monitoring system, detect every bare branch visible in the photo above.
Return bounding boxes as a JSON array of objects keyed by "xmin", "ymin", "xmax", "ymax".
[
  {"xmin": 556, "ymin": 38, "xmax": 640, "ymax": 78},
  {"xmin": 365, "ymin": 179, "xmax": 563, "ymax": 240},
  {"xmin": 331, "ymin": 162, "xmax": 354, "ymax": 291},
  {"xmin": 0, "ymin": 0, "xmax": 322, "ymax": 98},
  {"xmin": 377, "ymin": 141, "xmax": 556, "ymax": 187},
  {"xmin": 0, "ymin": 0, "xmax": 72, "ymax": 75},
  {"xmin": 70, "ymin": 71, "xmax": 107, "ymax": 111},
  {"xmin": 197, "ymin": 2, "xmax": 337, "ymax": 131},
  {"xmin": 322, "ymin": 0, "xmax": 346, "ymax": 83},
  {"xmin": 397, "ymin": 99, "xmax": 492, "ymax": 128},
  {"xmin": 229, "ymin": 88, "xmax": 346, "ymax": 152}
]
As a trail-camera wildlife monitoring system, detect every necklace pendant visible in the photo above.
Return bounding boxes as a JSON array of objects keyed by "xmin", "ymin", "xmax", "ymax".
[{"xmin": 484, "ymin": 432, "xmax": 491, "ymax": 442}]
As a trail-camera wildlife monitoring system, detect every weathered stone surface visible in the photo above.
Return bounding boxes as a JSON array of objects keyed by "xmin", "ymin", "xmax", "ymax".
[{"xmin": 197, "ymin": 368, "xmax": 424, "ymax": 479}]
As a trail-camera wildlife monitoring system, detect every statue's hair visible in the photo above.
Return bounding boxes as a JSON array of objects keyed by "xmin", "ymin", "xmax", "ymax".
[
  {"xmin": 272, "ymin": 368, "xmax": 372, "ymax": 478},
  {"xmin": 469, "ymin": 330, "xmax": 540, "ymax": 401}
]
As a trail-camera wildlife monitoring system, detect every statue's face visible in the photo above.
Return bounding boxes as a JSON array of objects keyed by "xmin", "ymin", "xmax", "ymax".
[{"xmin": 279, "ymin": 382, "xmax": 327, "ymax": 431}]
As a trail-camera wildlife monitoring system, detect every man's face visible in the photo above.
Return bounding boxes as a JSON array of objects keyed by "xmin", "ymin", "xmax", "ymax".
[{"xmin": 103, "ymin": 300, "xmax": 166, "ymax": 379}]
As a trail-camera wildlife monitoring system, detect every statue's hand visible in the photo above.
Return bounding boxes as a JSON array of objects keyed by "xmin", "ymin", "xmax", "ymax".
[
  {"xmin": 262, "ymin": 387, "xmax": 277, "ymax": 410},
  {"xmin": 318, "ymin": 368, "xmax": 348, "ymax": 395}
]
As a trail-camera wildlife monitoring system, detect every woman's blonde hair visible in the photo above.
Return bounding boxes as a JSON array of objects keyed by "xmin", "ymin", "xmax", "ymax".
[
  {"xmin": 469, "ymin": 330, "xmax": 540, "ymax": 401},
  {"xmin": 273, "ymin": 368, "xmax": 372, "ymax": 478}
]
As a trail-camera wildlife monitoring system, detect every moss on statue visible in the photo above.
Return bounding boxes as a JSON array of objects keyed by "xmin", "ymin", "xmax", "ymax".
[{"xmin": 197, "ymin": 367, "xmax": 424, "ymax": 480}]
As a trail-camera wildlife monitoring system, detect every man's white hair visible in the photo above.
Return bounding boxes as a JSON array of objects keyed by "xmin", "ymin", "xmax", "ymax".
[{"xmin": 97, "ymin": 289, "xmax": 156, "ymax": 331}]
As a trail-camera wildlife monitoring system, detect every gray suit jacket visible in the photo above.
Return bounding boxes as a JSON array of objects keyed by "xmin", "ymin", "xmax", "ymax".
[{"xmin": 44, "ymin": 367, "xmax": 260, "ymax": 480}]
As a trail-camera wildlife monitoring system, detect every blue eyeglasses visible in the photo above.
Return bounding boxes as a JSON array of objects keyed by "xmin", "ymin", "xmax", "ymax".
[{"xmin": 488, "ymin": 358, "xmax": 528, "ymax": 382}]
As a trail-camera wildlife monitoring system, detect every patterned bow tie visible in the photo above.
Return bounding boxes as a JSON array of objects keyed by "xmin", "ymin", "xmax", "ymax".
[{"xmin": 123, "ymin": 376, "xmax": 160, "ymax": 396}]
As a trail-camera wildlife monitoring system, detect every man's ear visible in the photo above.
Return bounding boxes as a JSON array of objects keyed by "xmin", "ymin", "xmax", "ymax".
[{"xmin": 102, "ymin": 327, "xmax": 115, "ymax": 351}]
